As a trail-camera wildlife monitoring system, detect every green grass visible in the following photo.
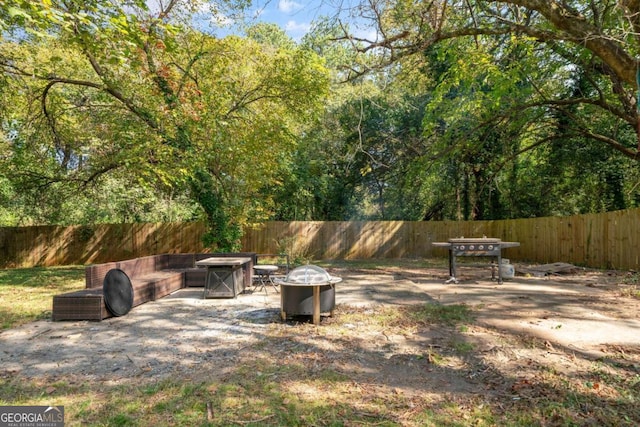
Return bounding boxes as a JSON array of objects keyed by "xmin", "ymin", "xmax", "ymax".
[
  {"xmin": 4, "ymin": 354, "xmax": 638, "ymax": 426},
  {"xmin": 615, "ymin": 272, "xmax": 640, "ymax": 299},
  {"xmin": 619, "ymin": 284, "xmax": 640, "ymax": 299},
  {"xmin": 0, "ymin": 266, "xmax": 85, "ymax": 329},
  {"xmin": 405, "ymin": 302, "xmax": 474, "ymax": 326}
]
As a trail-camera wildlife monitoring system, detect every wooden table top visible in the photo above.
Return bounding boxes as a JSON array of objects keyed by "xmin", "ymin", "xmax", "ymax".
[{"xmin": 195, "ymin": 257, "xmax": 252, "ymax": 267}]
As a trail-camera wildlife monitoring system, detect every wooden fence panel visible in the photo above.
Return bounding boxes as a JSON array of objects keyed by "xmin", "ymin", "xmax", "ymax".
[
  {"xmin": 606, "ymin": 210, "xmax": 640, "ymax": 270},
  {"xmin": 3, "ymin": 209, "xmax": 640, "ymax": 269},
  {"xmin": 585, "ymin": 213, "xmax": 606, "ymax": 268}
]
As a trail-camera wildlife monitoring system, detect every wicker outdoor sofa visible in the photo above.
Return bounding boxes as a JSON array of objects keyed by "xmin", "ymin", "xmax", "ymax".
[{"xmin": 51, "ymin": 252, "xmax": 256, "ymax": 321}]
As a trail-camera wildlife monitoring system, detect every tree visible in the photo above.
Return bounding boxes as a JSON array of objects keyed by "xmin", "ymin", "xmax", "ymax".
[
  {"xmin": 277, "ymin": 0, "xmax": 636, "ymax": 220},
  {"xmin": 0, "ymin": 1, "xmax": 329, "ymax": 240},
  {"xmin": 345, "ymin": 0, "xmax": 640, "ymax": 162}
]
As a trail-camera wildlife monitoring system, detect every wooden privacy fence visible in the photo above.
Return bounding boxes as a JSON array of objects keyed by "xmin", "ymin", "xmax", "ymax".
[
  {"xmin": 0, "ymin": 222, "xmax": 207, "ymax": 268},
  {"xmin": 1, "ymin": 208, "xmax": 639, "ymax": 269}
]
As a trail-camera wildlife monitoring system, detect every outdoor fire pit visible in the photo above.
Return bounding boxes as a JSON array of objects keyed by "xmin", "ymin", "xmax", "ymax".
[
  {"xmin": 274, "ymin": 265, "xmax": 342, "ymax": 325},
  {"xmin": 432, "ymin": 237, "xmax": 520, "ymax": 284}
]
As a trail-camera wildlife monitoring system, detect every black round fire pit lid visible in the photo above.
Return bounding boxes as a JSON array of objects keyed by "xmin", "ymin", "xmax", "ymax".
[{"xmin": 103, "ymin": 268, "xmax": 133, "ymax": 316}]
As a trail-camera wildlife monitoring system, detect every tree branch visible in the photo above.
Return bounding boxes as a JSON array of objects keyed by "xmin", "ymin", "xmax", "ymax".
[
  {"xmin": 41, "ymin": 81, "xmax": 66, "ymax": 167},
  {"xmin": 501, "ymin": 0, "xmax": 638, "ymax": 86}
]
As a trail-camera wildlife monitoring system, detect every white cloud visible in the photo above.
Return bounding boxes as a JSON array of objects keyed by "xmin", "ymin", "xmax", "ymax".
[
  {"xmin": 278, "ymin": 0, "xmax": 303, "ymax": 14},
  {"xmin": 191, "ymin": 1, "xmax": 235, "ymax": 28},
  {"xmin": 210, "ymin": 11, "xmax": 233, "ymax": 27},
  {"xmin": 193, "ymin": 0, "xmax": 210, "ymax": 15},
  {"xmin": 353, "ymin": 27, "xmax": 379, "ymax": 42},
  {"xmin": 285, "ymin": 20, "xmax": 311, "ymax": 35}
]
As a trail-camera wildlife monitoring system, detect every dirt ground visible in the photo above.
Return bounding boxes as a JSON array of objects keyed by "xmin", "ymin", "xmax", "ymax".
[{"xmin": 1, "ymin": 262, "xmax": 640, "ymax": 407}]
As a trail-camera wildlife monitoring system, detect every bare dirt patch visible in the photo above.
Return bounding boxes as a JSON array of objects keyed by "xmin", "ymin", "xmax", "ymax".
[{"xmin": 2, "ymin": 261, "xmax": 640, "ymax": 424}]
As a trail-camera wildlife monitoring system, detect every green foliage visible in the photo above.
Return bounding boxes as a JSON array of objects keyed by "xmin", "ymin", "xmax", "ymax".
[
  {"xmin": 190, "ymin": 170, "xmax": 242, "ymax": 252},
  {"xmin": 245, "ymin": 22, "xmax": 295, "ymax": 50},
  {"xmin": 275, "ymin": 1, "xmax": 640, "ymax": 222},
  {"xmin": 0, "ymin": 2, "xmax": 329, "ymax": 228}
]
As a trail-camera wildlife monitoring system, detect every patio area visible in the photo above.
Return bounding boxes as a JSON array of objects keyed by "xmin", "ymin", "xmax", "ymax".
[{"xmin": 2, "ymin": 263, "xmax": 638, "ymax": 382}]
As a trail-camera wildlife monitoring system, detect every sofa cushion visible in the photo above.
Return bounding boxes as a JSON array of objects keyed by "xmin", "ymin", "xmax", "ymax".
[
  {"xmin": 158, "ymin": 253, "xmax": 196, "ymax": 270},
  {"xmin": 52, "ymin": 288, "xmax": 112, "ymax": 321},
  {"xmin": 85, "ymin": 261, "xmax": 118, "ymax": 289},
  {"xmin": 116, "ymin": 256, "xmax": 157, "ymax": 279},
  {"xmin": 131, "ymin": 271, "xmax": 185, "ymax": 300}
]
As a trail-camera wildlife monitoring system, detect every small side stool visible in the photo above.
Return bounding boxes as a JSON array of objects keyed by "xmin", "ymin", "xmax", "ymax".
[{"xmin": 253, "ymin": 265, "xmax": 279, "ymax": 294}]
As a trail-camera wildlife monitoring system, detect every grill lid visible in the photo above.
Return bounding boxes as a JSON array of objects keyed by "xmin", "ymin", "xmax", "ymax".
[{"xmin": 448, "ymin": 237, "xmax": 501, "ymax": 244}]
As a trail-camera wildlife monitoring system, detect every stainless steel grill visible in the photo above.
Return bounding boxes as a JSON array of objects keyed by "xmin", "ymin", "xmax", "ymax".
[{"xmin": 433, "ymin": 238, "xmax": 520, "ymax": 284}]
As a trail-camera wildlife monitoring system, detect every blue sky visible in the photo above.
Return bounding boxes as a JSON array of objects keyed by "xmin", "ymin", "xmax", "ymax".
[
  {"xmin": 250, "ymin": 0, "xmax": 330, "ymax": 39},
  {"xmin": 196, "ymin": 0, "xmax": 365, "ymax": 40}
]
